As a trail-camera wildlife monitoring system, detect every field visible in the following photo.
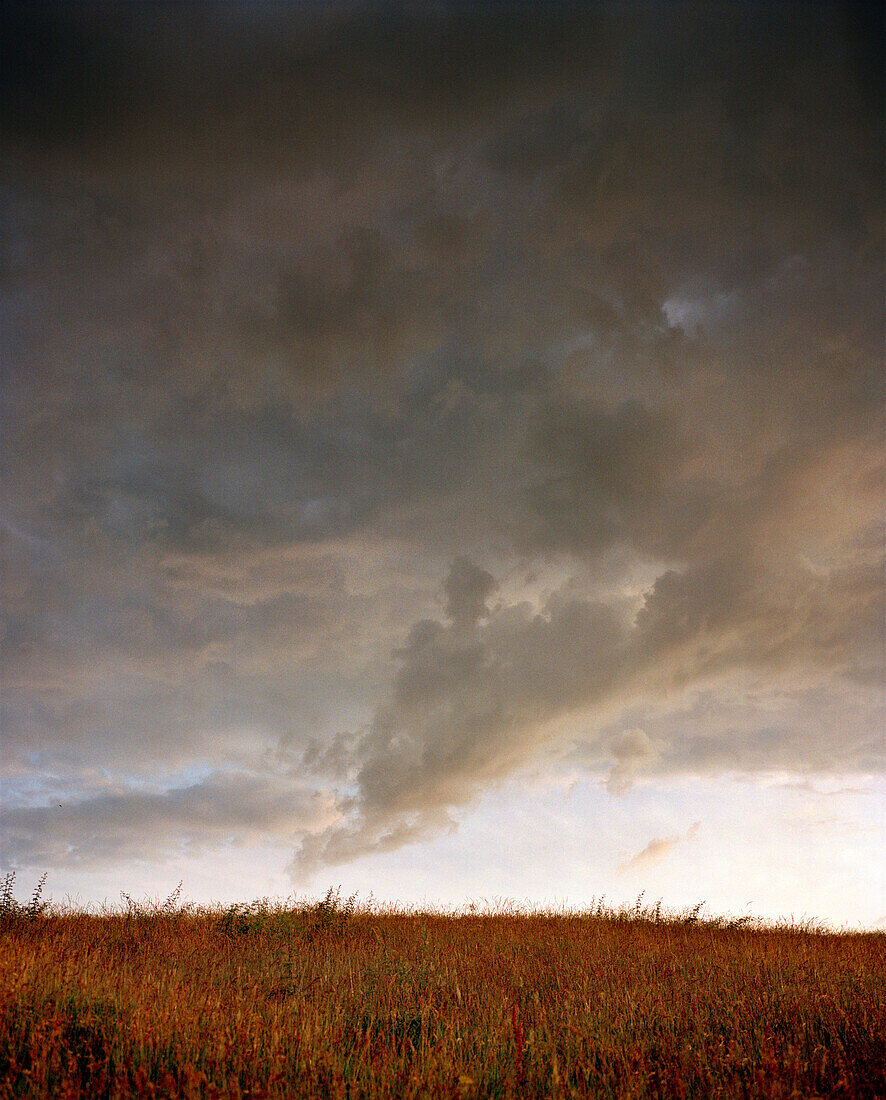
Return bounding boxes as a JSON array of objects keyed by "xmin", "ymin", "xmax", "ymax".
[{"xmin": 1, "ymin": 879, "xmax": 884, "ymax": 1099}]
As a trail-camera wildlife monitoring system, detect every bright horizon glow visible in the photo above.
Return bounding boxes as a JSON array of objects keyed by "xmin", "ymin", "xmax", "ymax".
[{"xmin": 12, "ymin": 773, "xmax": 885, "ymax": 932}]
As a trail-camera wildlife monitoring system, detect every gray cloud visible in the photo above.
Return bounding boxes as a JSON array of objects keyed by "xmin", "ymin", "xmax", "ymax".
[
  {"xmin": 293, "ymin": 547, "xmax": 883, "ymax": 875},
  {"xmin": 606, "ymin": 728, "xmax": 657, "ymax": 795},
  {"xmin": 2, "ymin": 2, "xmax": 882, "ymax": 877},
  {"xmin": 2, "ymin": 772, "xmax": 338, "ymax": 868},
  {"xmin": 443, "ymin": 557, "xmax": 496, "ymax": 630},
  {"xmin": 522, "ymin": 396, "xmax": 702, "ymax": 557},
  {"xmin": 293, "ymin": 559, "xmax": 629, "ymax": 875}
]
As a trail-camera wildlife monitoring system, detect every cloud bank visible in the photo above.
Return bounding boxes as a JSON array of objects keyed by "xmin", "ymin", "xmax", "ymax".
[{"xmin": 1, "ymin": 1, "xmax": 882, "ymax": 879}]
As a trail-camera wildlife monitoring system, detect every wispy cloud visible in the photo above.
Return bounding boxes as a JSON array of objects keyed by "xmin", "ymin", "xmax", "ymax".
[{"xmin": 619, "ymin": 823, "xmax": 701, "ymax": 876}]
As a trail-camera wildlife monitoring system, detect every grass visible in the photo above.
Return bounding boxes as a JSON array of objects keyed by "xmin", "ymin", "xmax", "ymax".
[{"xmin": 1, "ymin": 875, "xmax": 883, "ymax": 1098}]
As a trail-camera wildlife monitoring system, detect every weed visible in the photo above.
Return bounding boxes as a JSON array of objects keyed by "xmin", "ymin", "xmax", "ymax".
[
  {"xmin": 313, "ymin": 884, "xmax": 358, "ymax": 932},
  {"xmin": 120, "ymin": 880, "xmax": 186, "ymax": 921},
  {"xmin": 0, "ymin": 871, "xmax": 49, "ymax": 931}
]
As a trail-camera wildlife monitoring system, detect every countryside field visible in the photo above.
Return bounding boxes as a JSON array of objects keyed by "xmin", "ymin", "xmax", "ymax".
[{"xmin": 1, "ymin": 878, "xmax": 884, "ymax": 1099}]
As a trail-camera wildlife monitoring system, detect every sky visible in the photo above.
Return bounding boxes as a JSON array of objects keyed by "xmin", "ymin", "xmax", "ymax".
[{"xmin": 1, "ymin": 1, "xmax": 884, "ymax": 928}]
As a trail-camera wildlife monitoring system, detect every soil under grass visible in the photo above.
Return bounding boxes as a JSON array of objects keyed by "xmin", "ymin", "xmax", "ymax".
[{"xmin": 1, "ymin": 888, "xmax": 884, "ymax": 1098}]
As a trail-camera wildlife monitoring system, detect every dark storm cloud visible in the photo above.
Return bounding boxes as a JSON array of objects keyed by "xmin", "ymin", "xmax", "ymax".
[
  {"xmin": 3, "ymin": 0, "xmax": 880, "ymax": 411},
  {"xmin": 2, "ymin": 2, "xmax": 882, "ymax": 873},
  {"xmin": 0, "ymin": 2, "xmax": 608, "ymax": 163},
  {"xmin": 522, "ymin": 397, "xmax": 700, "ymax": 556}
]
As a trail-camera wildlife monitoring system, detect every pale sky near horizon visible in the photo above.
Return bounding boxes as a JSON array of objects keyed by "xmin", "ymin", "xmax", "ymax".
[{"xmin": 1, "ymin": 1, "xmax": 883, "ymax": 927}]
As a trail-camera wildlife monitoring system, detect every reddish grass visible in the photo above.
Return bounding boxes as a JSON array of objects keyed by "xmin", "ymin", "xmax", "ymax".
[{"xmin": 1, "ymin": 886, "xmax": 883, "ymax": 1098}]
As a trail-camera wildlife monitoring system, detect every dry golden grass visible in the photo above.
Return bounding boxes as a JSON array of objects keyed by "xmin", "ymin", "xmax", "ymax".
[{"xmin": 1, "ymin": 880, "xmax": 883, "ymax": 1098}]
